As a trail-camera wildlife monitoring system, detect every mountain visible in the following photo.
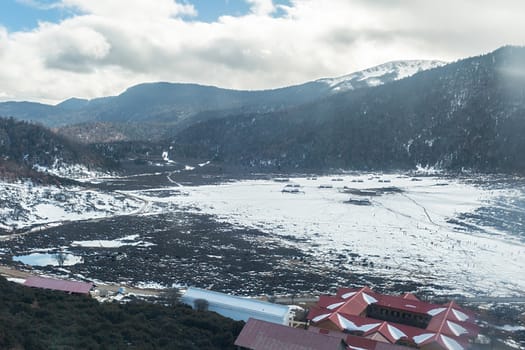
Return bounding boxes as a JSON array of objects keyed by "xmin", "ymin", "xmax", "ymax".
[
  {"xmin": 170, "ymin": 46, "xmax": 525, "ymax": 173},
  {"xmin": 316, "ymin": 60, "xmax": 445, "ymax": 93},
  {"xmin": 0, "ymin": 101, "xmax": 57, "ymax": 124},
  {"xmin": 0, "ymin": 60, "xmax": 442, "ymax": 130},
  {"xmin": 0, "ymin": 117, "xmax": 112, "ymax": 181},
  {"xmin": 56, "ymin": 97, "xmax": 89, "ymax": 111}
]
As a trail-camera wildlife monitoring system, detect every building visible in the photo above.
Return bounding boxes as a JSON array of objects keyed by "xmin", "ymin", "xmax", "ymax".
[
  {"xmin": 308, "ymin": 326, "xmax": 413, "ymax": 350},
  {"xmin": 307, "ymin": 287, "xmax": 479, "ymax": 350},
  {"xmin": 181, "ymin": 287, "xmax": 293, "ymax": 325},
  {"xmin": 235, "ymin": 318, "xmax": 347, "ymax": 350},
  {"xmin": 24, "ymin": 276, "xmax": 93, "ymax": 295}
]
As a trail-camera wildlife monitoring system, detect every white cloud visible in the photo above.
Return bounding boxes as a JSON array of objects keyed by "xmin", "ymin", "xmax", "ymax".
[
  {"xmin": 58, "ymin": 0, "xmax": 197, "ymax": 19},
  {"xmin": 246, "ymin": 0, "xmax": 275, "ymax": 16},
  {"xmin": 15, "ymin": 0, "xmax": 60, "ymax": 10},
  {"xmin": 0, "ymin": 0, "xmax": 524, "ymax": 104}
]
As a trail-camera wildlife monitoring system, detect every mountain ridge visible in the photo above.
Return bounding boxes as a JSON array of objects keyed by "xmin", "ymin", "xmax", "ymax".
[
  {"xmin": 0, "ymin": 60, "xmax": 443, "ymax": 128},
  {"xmin": 169, "ymin": 46, "xmax": 525, "ymax": 173}
]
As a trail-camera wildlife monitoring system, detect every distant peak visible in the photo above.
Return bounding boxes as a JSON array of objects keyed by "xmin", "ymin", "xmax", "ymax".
[
  {"xmin": 56, "ymin": 97, "xmax": 89, "ymax": 110},
  {"xmin": 317, "ymin": 60, "xmax": 446, "ymax": 92}
]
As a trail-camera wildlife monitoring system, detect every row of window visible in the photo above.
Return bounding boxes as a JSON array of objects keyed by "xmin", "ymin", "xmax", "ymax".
[{"xmin": 367, "ymin": 305, "xmax": 431, "ymax": 328}]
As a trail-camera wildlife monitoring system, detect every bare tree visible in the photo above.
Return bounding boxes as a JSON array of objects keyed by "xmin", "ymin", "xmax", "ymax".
[
  {"xmin": 194, "ymin": 298, "xmax": 209, "ymax": 312},
  {"xmin": 53, "ymin": 251, "xmax": 67, "ymax": 267},
  {"xmin": 162, "ymin": 287, "xmax": 181, "ymax": 306}
]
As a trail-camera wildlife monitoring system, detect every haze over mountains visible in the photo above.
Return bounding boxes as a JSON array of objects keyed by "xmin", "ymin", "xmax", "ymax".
[
  {"xmin": 0, "ymin": 59, "xmax": 444, "ymax": 127},
  {"xmin": 173, "ymin": 46, "xmax": 525, "ymax": 172},
  {"xmin": 1, "ymin": 46, "xmax": 525, "ymax": 175}
]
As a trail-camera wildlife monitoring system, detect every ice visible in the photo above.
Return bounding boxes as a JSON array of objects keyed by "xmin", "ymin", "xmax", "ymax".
[
  {"xmin": 72, "ymin": 234, "xmax": 154, "ymax": 248},
  {"xmin": 159, "ymin": 173, "xmax": 525, "ymax": 297},
  {"xmin": 13, "ymin": 252, "xmax": 83, "ymax": 266},
  {"xmin": 6, "ymin": 277, "xmax": 26, "ymax": 284}
]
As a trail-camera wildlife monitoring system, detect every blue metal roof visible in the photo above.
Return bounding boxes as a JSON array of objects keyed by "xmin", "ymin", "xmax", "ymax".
[{"xmin": 181, "ymin": 287, "xmax": 291, "ymax": 325}]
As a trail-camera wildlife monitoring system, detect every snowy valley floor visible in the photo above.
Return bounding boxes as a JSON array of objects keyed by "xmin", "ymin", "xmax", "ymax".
[{"xmin": 1, "ymin": 169, "xmax": 525, "ymax": 298}]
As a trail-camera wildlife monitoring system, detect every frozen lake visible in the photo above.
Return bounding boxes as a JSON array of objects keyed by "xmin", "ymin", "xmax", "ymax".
[
  {"xmin": 158, "ymin": 173, "xmax": 525, "ymax": 297},
  {"xmin": 2, "ymin": 170, "xmax": 525, "ymax": 297}
]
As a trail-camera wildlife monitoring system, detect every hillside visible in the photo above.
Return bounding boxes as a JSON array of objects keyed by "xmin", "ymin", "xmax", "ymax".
[
  {"xmin": 0, "ymin": 61, "xmax": 441, "ymax": 131},
  {"xmin": 0, "ymin": 276, "xmax": 243, "ymax": 349},
  {"xmin": 0, "ymin": 117, "xmax": 112, "ymax": 181},
  {"xmin": 171, "ymin": 46, "xmax": 525, "ymax": 173}
]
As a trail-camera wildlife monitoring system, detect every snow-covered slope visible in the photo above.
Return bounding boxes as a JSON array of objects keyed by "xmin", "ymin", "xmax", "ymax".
[
  {"xmin": 171, "ymin": 174, "xmax": 525, "ymax": 297},
  {"xmin": 317, "ymin": 60, "xmax": 446, "ymax": 93},
  {"xmin": 0, "ymin": 180, "xmax": 142, "ymax": 231}
]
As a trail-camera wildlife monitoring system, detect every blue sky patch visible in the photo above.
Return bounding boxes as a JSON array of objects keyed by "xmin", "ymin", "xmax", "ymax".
[
  {"xmin": 0, "ymin": 0, "xmax": 295, "ymax": 31},
  {"xmin": 0, "ymin": 0, "xmax": 76, "ymax": 32},
  {"xmin": 190, "ymin": 0, "xmax": 251, "ymax": 22}
]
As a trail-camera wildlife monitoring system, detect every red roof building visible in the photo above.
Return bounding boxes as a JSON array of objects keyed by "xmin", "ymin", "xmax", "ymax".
[
  {"xmin": 235, "ymin": 318, "xmax": 347, "ymax": 350},
  {"xmin": 307, "ymin": 287, "xmax": 479, "ymax": 350},
  {"xmin": 308, "ymin": 326, "xmax": 413, "ymax": 350},
  {"xmin": 24, "ymin": 276, "xmax": 94, "ymax": 295}
]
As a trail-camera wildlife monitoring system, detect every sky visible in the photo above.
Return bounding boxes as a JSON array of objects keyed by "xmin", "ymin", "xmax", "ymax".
[{"xmin": 0, "ymin": 0, "xmax": 524, "ymax": 104}]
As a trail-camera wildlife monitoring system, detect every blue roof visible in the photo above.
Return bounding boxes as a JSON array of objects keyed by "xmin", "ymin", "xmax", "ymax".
[{"xmin": 181, "ymin": 287, "xmax": 291, "ymax": 325}]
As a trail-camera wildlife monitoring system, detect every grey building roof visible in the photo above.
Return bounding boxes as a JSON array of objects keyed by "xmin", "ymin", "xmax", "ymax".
[{"xmin": 181, "ymin": 287, "xmax": 291, "ymax": 325}]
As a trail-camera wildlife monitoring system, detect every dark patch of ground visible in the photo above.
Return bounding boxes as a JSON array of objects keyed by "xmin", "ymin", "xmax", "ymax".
[{"xmin": 0, "ymin": 210, "xmax": 428, "ymax": 296}]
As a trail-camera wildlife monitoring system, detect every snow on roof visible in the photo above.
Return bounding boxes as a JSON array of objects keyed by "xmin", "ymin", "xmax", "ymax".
[
  {"xmin": 428, "ymin": 307, "xmax": 448, "ymax": 316},
  {"xmin": 327, "ymin": 301, "xmax": 346, "ymax": 310},
  {"xmin": 181, "ymin": 287, "xmax": 291, "ymax": 324},
  {"xmin": 235, "ymin": 318, "xmax": 346, "ymax": 350},
  {"xmin": 336, "ymin": 314, "xmax": 381, "ymax": 333},
  {"xmin": 319, "ymin": 295, "xmax": 345, "ymax": 308},
  {"xmin": 363, "ymin": 292, "xmax": 378, "ymax": 304},
  {"xmin": 439, "ymin": 334, "xmax": 465, "ymax": 350},
  {"xmin": 402, "ymin": 293, "xmax": 420, "ymax": 301},
  {"xmin": 342, "ymin": 291, "xmax": 357, "ymax": 299},
  {"xmin": 386, "ymin": 324, "xmax": 407, "ymax": 341},
  {"xmin": 452, "ymin": 309, "xmax": 469, "ymax": 322},
  {"xmin": 414, "ymin": 333, "xmax": 468, "ymax": 350},
  {"xmin": 312, "ymin": 313, "xmax": 332, "ymax": 323},
  {"xmin": 376, "ymin": 293, "xmax": 436, "ymax": 314},
  {"xmin": 308, "ymin": 326, "xmax": 414, "ymax": 350},
  {"xmin": 332, "ymin": 287, "xmax": 435, "ymax": 316},
  {"xmin": 308, "ymin": 286, "xmax": 479, "ymax": 350},
  {"xmin": 24, "ymin": 276, "xmax": 93, "ymax": 294},
  {"xmin": 446, "ymin": 321, "xmax": 468, "ymax": 336},
  {"xmin": 426, "ymin": 303, "xmax": 479, "ymax": 337},
  {"xmin": 413, "ymin": 333, "xmax": 436, "ymax": 345}
]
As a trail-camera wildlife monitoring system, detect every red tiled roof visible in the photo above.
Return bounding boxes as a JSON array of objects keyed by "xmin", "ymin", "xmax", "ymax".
[
  {"xmin": 402, "ymin": 293, "xmax": 420, "ymax": 301},
  {"xmin": 24, "ymin": 276, "xmax": 93, "ymax": 294},
  {"xmin": 308, "ymin": 326, "xmax": 413, "ymax": 350},
  {"xmin": 318, "ymin": 287, "xmax": 437, "ymax": 317},
  {"xmin": 375, "ymin": 293, "xmax": 439, "ymax": 315},
  {"xmin": 307, "ymin": 286, "xmax": 479, "ymax": 350},
  {"xmin": 235, "ymin": 318, "xmax": 346, "ymax": 350},
  {"xmin": 426, "ymin": 303, "xmax": 479, "ymax": 338},
  {"xmin": 319, "ymin": 295, "xmax": 347, "ymax": 309},
  {"xmin": 414, "ymin": 333, "xmax": 470, "ymax": 350}
]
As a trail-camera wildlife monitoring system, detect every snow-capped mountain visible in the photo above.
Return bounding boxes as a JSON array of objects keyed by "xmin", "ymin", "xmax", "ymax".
[
  {"xmin": 1, "ymin": 60, "xmax": 445, "ymax": 130},
  {"xmin": 174, "ymin": 46, "xmax": 525, "ymax": 173},
  {"xmin": 317, "ymin": 60, "xmax": 446, "ymax": 93}
]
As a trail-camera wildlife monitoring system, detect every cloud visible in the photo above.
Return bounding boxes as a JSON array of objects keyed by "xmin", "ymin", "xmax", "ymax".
[
  {"xmin": 0, "ymin": 0, "xmax": 524, "ymax": 104},
  {"xmin": 58, "ymin": 0, "xmax": 197, "ymax": 19},
  {"xmin": 41, "ymin": 24, "xmax": 111, "ymax": 73},
  {"xmin": 15, "ymin": 0, "xmax": 61, "ymax": 10},
  {"xmin": 246, "ymin": 0, "xmax": 275, "ymax": 16}
]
